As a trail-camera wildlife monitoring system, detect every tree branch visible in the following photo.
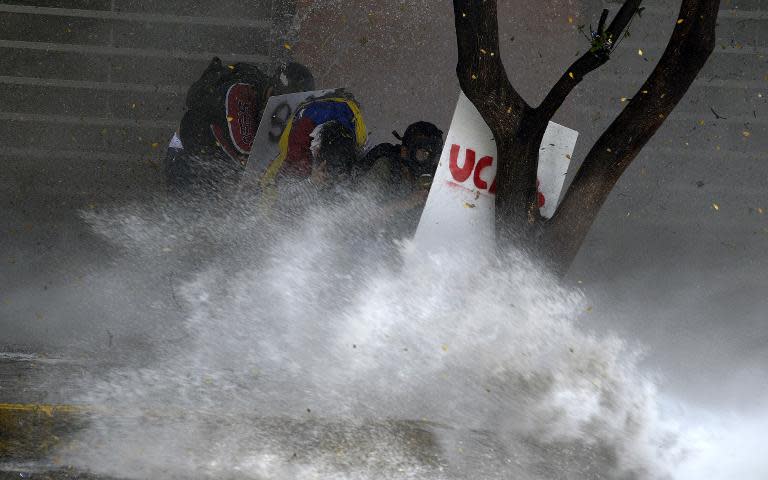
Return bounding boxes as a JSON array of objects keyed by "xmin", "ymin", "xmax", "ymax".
[
  {"xmin": 537, "ymin": 0, "xmax": 643, "ymax": 122},
  {"xmin": 597, "ymin": 9, "xmax": 610, "ymax": 37},
  {"xmin": 452, "ymin": 0, "xmax": 530, "ymax": 134},
  {"xmin": 543, "ymin": 0, "xmax": 720, "ymax": 275}
]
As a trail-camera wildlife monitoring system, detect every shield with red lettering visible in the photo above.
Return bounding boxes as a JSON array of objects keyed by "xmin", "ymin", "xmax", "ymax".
[{"xmin": 413, "ymin": 92, "xmax": 577, "ymax": 255}]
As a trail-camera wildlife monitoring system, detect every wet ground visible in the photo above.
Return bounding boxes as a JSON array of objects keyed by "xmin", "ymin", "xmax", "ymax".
[{"xmin": 0, "ymin": 346, "xmax": 447, "ymax": 479}]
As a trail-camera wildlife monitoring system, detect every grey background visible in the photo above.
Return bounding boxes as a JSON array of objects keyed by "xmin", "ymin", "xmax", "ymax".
[{"xmin": 1, "ymin": 0, "xmax": 766, "ymax": 416}]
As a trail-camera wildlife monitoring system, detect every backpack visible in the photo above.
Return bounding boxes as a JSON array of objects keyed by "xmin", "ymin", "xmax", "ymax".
[{"xmin": 179, "ymin": 57, "xmax": 271, "ymax": 167}]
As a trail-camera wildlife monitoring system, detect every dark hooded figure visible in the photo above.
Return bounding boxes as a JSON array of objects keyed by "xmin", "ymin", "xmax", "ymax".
[
  {"xmin": 360, "ymin": 122, "xmax": 443, "ymax": 193},
  {"xmin": 357, "ymin": 121, "xmax": 444, "ymax": 235},
  {"xmin": 163, "ymin": 58, "xmax": 315, "ymax": 193}
]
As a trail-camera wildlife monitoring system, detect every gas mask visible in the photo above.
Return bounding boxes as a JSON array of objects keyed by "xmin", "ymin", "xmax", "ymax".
[{"xmin": 405, "ymin": 136, "xmax": 443, "ymax": 177}]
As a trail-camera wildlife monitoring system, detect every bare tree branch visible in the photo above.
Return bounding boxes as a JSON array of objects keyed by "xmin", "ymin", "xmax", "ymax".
[
  {"xmin": 537, "ymin": 0, "xmax": 643, "ymax": 122},
  {"xmin": 452, "ymin": 0, "xmax": 530, "ymax": 134},
  {"xmin": 597, "ymin": 9, "xmax": 610, "ymax": 37},
  {"xmin": 543, "ymin": 0, "xmax": 721, "ymax": 274}
]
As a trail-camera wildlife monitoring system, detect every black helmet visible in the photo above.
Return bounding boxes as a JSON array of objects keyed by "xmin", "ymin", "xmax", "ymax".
[
  {"xmin": 400, "ymin": 121, "xmax": 443, "ymax": 148},
  {"xmin": 393, "ymin": 121, "xmax": 444, "ymax": 176},
  {"xmin": 273, "ymin": 62, "xmax": 315, "ymax": 95}
]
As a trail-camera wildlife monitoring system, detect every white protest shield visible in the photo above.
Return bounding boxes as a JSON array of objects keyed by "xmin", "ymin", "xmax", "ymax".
[
  {"xmin": 413, "ymin": 93, "xmax": 498, "ymax": 255},
  {"xmin": 538, "ymin": 123, "xmax": 578, "ymax": 219},
  {"xmin": 241, "ymin": 88, "xmax": 334, "ymax": 187},
  {"xmin": 413, "ymin": 92, "xmax": 578, "ymax": 254}
]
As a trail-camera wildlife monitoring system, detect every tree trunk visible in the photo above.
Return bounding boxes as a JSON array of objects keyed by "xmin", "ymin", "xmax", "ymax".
[{"xmin": 452, "ymin": 0, "xmax": 720, "ymax": 276}]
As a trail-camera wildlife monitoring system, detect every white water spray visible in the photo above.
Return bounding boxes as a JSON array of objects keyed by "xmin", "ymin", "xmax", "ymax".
[{"xmin": 54, "ymin": 190, "xmax": 695, "ymax": 480}]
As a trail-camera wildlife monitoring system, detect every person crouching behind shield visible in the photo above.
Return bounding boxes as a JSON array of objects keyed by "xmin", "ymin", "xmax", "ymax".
[
  {"xmin": 163, "ymin": 57, "xmax": 315, "ymax": 194},
  {"xmin": 358, "ymin": 121, "xmax": 444, "ymax": 236},
  {"xmin": 258, "ymin": 90, "xmax": 367, "ymax": 213},
  {"xmin": 275, "ymin": 120, "xmax": 359, "ymax": 216}
]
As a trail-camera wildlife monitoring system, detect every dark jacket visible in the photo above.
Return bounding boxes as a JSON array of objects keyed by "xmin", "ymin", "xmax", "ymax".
[{"xmin": 164, "ymin": 58, "xmax": 272, "ymax": 190}]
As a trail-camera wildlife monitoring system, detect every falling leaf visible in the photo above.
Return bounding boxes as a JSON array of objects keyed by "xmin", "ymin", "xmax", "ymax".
[
  {"xmin": 742, "ymin": 130, "xmax": 751, "ymax": 137},
  {"xmin": 151, "ymin": 142, "xmax": 160, "ymax": 148},
  {"xmin": 568, "ymin": 16, "xmax": 574, "ymax": 24},
  {"xmin": 226, "ymin": 116, "xmax": 234, "ymax": 122},
  {"xmin": 620, "ymin": 97, "xmax": 628, "ymax": 102},
  {"xmin": 227, "ymin": 64, "xmax": 235, "ymax": 70},
  {"xmin": 698, "ymin": 120, "xmax": 705, "ymax": 126},
  {"xmin": 471, "ymin": 74, "xmax": 477, "ymax": 80},
  {"xmin": 480, "ymin": 48, "xmax": 487, "ymax": 54},
  {"xmin": 712, "ymin": 203, "xmax": 720, "ymax": 211},
  {"xmin": 568, "ymin": 71, "xmax": 575, "ymax": 79},
  {"xmin": 757, "ymin": 208, "xmax": 765, "ymax": 214},
  {"xmin": 283, "ymin": 43, "xmax": 292, "ymax": 50},
  {"xmin": 441, "ymin": 344, "xmax": 449, "ymax": 352},
  {"xmin": 677, "ymin": 18, "xmax": 685, "ymax": 24},
  {"xmin": 464, "ymin": 202, "xmax": 476, "ymax": 209},
  {"xmin": 586, "ymin": 306, "xmax": 593, "ymax": 313},
  {"xmin": 638, "ymin": 49, "xmax": 644, "ymax": 56}
]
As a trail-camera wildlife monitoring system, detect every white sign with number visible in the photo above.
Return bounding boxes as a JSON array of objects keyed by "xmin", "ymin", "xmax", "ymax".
[{"xmin": 243, "ymin": 89, "xmax": 335, "ymax": 184}]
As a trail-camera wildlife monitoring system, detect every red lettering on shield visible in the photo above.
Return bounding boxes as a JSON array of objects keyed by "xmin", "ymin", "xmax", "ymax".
[
  {"xmin": 449, "ymin": 144, "xmax": 475, "ymax": 183},
  {"xmin": 473, "ymin": 155, "xmax": 493, "ymax": 190}
]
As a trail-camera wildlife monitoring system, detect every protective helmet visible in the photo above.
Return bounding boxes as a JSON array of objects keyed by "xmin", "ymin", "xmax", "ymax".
[{"xmin": 393, "ymin": 121, "xmax": 444, "ymax": 176}]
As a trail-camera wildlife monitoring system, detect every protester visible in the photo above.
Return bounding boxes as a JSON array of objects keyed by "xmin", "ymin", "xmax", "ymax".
[
  {"xmin": 257, "ymin": 89, "xmax": 367, "ymax": 211},
  {"xmin": 358, "ymin": 121, "xmax": 444, "ymax": 234},
  {"xmin": 164, "ymin": 57, "xmax": 315, "ymax": 191},
  {"xmin": 275, "ymin": 120, "xmax": 359, "ymax": 216}
]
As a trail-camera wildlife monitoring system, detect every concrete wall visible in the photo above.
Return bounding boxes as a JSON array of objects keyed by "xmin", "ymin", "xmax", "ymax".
[{"xmin": 0, "ymin": 0, "xmax": 291, "ymax": 347}]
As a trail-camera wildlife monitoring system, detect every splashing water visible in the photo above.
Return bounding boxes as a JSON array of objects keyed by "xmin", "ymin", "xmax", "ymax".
[{"xmin": 63, "ymin": 191, "xmax": 686, "ymax": 479}]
